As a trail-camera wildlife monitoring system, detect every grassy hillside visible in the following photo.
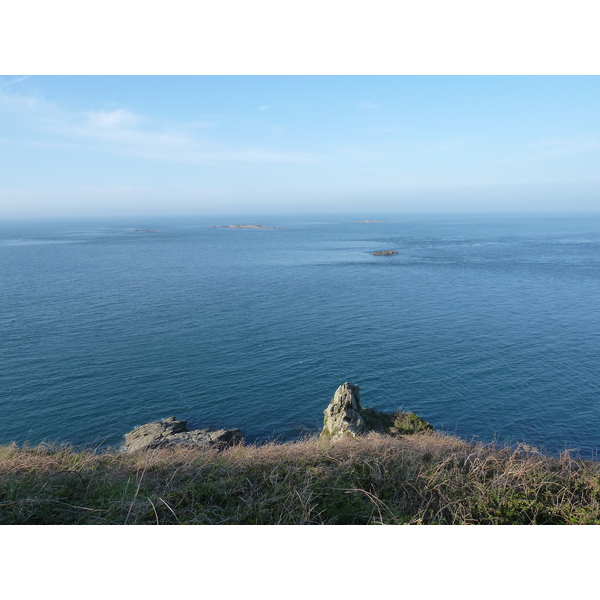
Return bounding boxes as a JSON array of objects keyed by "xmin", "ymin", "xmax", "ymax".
[{"xmin": 1, "ymin": 432, "xmax": 599, "ymax": 524}]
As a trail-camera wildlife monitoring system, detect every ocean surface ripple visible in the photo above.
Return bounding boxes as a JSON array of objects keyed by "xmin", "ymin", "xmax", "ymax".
[{"xmin": 1, "ymin": 214, "xmax": 599, "ymax": 457}]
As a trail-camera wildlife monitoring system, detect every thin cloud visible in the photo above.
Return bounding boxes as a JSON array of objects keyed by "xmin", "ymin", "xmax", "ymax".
[
  {"xmin": 85, "ymin": 108, "xmax": 141, "ymax": 128},
  {"xmin": 82, "ymin": 185, "xmax": 153, "ymax": 195},
  {"xmin": 367, "ymin": 126, "xmax": 397, "ymax": 133},
  {"xmin": 2, "ymin": 75, "xmax": 32, "ymax": 85},
  {"xmin": 0, "ymin": 89, "xmax": 40, "ymax": 111},
  {"xmin": 0, "ymin": 89, "xmax": 323, "ymax": 167},
  {"xmin": 185, "ymin": 120, "xmax": 215, "ymax": 129},
  {"xmin": 334, "ymin": 136, "xmax": 478, "ymax": 162},
  {"xmin": 526, "ymin": 136, "xmax": 600, "ymax": 159},
  {"xmin": 357, "ymin": 101, "xmax": 381, "ymax": 109}
]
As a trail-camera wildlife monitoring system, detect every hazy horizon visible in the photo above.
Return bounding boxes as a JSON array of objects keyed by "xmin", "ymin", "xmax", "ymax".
[{"xmin": 1, "ymin": 76, "xmax": 598, "ymax": 218}]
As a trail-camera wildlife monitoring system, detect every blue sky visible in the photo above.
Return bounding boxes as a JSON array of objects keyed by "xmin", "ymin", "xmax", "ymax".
[{"xmin": 1, "ymin": 75, "xmax": 599, "ymax": 217}]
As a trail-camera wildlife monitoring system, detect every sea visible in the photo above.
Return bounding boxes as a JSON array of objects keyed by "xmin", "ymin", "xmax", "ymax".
[{"xmin": 1, "ymin": 213, "xmax": 599, "ymax": 457}]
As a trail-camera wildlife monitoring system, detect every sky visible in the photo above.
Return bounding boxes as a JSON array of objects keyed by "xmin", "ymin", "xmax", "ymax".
[{"xmin": 1, "ymin": 75, "xmax": 599, "ymax": 217}]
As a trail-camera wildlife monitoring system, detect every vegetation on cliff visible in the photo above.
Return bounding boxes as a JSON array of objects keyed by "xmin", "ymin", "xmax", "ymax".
[{"xmin": 1, "ymin": 432, "xmax": 599, "ymax": 525}]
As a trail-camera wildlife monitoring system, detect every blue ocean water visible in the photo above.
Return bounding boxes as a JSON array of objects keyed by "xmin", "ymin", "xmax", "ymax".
[{"xmin": 1, "ymin": 214, "xmax": 599, "ymax": 456}]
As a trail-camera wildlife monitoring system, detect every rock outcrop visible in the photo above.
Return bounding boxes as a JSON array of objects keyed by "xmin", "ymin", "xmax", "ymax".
[
  {"xmin": 321, "ymin": 382, "xmax": 433, "ymax": 442},
  {"xmin": 123, "ymin": 417, "xmax": 243, "ymax": 453},
  {"xmin": 371, "ymin": 250, "xmax": 399, "ymax": 256},
  {"xmin": 321, "ymin": 383, "xmax": 370, "ymax": 441}
]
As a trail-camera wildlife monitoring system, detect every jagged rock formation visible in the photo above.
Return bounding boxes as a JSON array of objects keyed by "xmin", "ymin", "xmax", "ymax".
[
  {"xmin": 321, "ymin": 383, "xmax": 370, "ymax": 441},
  {"xmin": 321, "ymin": 382, "xmax": 433, "ymax": 442},
  {"xmin": 123, "ymin": 417, "xmax": 243, "ymax": 453}
]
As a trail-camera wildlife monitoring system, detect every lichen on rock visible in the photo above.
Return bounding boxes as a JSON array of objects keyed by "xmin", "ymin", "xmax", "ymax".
[
  {"xmin": 124, "ymin": 416, "xmax": 243, "ymax": 453},
  {"xmin": 320, "ymin": 382, "xmax": 369, "ymax": 442},
  {"xmin": 320, "ymin": 382, "xmax": 432, "ymax": 442}
]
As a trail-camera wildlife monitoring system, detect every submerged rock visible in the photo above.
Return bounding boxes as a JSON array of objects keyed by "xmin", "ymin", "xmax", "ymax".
[
  {"xmin": 321, "ymin": 382, "xmax": 433, "ymax": 442},
  {"xmin": 123, "ymin": 417, "xmax": 243, "ymax": 453}
]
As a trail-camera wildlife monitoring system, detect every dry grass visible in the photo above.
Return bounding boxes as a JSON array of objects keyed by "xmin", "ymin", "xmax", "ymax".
[{"xmin": 1, "ymin": 433, "xmax": 599, "ymax": 524}]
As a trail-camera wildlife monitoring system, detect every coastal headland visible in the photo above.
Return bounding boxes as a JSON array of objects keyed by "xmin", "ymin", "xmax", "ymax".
[{"xmin": 1, "ymin": 383, "xmax": 599, "ymax": 525}]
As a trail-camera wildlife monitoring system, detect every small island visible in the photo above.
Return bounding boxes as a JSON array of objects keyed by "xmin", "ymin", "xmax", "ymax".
[
  {"xmin": 354, "ymin": 220, "xmax": 387, "ymax": 223},
  {"xmin": 134, "ymin": 229, "xmax": 158, "ymax": 233},
  {"xmin": 210, "ymin": 224, "xmax": 287, "ymax": 229},
  {"xmin": 371, "ymin": 250, "xmax": 399, "ymax": 256}
]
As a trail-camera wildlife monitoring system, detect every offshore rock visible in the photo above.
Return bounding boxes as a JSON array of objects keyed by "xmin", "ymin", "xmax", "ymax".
[
  {"xmin": 321, "ymin": 383, "xmax": 433, "ymax": 442},
  {"xmin": 210, "ymin": 224, "xmax": 287, "ymax": 229},
  {"xmin": 124, "ymin": 417, "xmax": 243, "ymax": 453}
]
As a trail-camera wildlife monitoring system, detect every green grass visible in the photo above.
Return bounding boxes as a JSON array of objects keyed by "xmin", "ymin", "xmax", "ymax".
[{"xmin": 1, "ymin": 433, "xmax": 599, "ymax": 524}]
